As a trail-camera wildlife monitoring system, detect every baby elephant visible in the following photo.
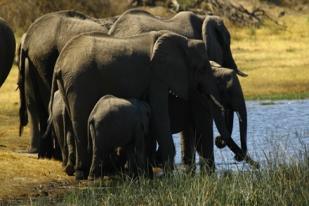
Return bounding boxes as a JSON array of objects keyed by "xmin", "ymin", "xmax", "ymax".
[{"xmin": 88, "ymin": 95, "xmax": 151, "ymax": 179}]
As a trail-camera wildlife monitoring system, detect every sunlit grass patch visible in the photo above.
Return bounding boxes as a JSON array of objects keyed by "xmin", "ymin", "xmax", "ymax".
[
  {"xmin": 229, "ymin": 14, "xmax": 309, "ymax": 99},
  {"xmin": 30, "ymin": 149, "xmax": 309, "ymax": 206},
  {"xmin": 0, "ymin": 150, "xmax": 72, "ymax": 200}
]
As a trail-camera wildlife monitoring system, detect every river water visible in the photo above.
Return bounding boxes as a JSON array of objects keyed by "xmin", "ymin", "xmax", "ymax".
[{"xmin": 173, "ymin": 99, "xmax": 309, "ymax": 170}]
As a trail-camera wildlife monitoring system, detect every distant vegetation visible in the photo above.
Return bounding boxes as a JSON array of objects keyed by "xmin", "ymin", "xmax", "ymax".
[
  {"xmin": 0, "ymin": 0, "xmax": 308, "ymax": 34},
  {"xmin": 0, "ymin": 0, "xmax": 128, "ymax": 34}
]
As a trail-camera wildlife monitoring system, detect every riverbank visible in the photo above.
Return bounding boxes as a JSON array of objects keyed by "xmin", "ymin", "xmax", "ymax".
[
  {"xmin": 0, "ymin": 3, "xmax": 309, "ymax": 204},
  {"xmin": 10, "ymin": 150, "xmax": 309, "ymax": 205}
]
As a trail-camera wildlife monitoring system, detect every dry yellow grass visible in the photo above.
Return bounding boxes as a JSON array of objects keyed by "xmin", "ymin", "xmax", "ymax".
[
  {"xmin": 0, "ymin": 9, "xmax": 308, "ymax": 202},
  {"xmin": 0, "ymin": 67, "xmax": 73, "ymax": 201},
  {"xmin": 230, "ymin": 13, "xmax": 309, "ymax": 99}
]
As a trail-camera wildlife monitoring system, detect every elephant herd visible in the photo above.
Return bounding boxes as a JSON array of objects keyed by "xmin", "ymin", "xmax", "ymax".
[{"xmin": 0, "ymin": 8, "xmax": 259, "ymax": 180}]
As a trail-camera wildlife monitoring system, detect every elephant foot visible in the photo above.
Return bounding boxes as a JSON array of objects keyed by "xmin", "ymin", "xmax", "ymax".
[
  {"xmin": 180, "ymin": 164, "xmax": 196, "ymax": 175},
  {"xmin": 215, "ymin": 136, "xmax": 227, "ymax": 149},
  {"xmin": 75, "ymin": 170, "xmax": 87, "ymax": 180},
  {"xmin": 64, "ymin": 165, "xmax": 75, "ymax": 176},
  {"xmin": 28, "ymin": 147, "xmax": 38, "ymax": 153},
  {"xmin": 88, "ymin": 174, "xmax": 95, "ymax": 181},
  {"xmin": 199, "ymin": 160, "xmax": 215, "ymax": 175},
  {"xmin": 243, "ymin": 155, "xmax": 260, "ymax": 169}
]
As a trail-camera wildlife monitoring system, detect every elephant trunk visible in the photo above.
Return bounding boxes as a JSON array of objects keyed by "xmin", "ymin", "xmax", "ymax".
[
  {"xmin": 225, "ymin": 109, "xmax": 234, "ymax": 135},
  {"xmin": 205, "ymin": 95, "xmax": 246, "ymax": 160},
  {"xmin": 236, "ymin": 99, "xmax": 248, "ymax": 155}
]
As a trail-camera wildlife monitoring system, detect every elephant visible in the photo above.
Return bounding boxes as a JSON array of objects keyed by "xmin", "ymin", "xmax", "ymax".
[
  {"xmin": 108, "ymin": 9, "xmax": 247, "ymax": 77},
  {"xmin": 49, "ymin": 90, "xmax": 75, "ymax": 176},
  {"xmin": 88, "ymin": 95, "xmax": 151, "ymax": 179},
  {"xmin": 107, "ymin": 9, "xmax": 251, "ymax": 171},
  {"xmin": 17, "ymin": 10, "xmax": 118, "ymax": 154},
  {"xmin": 45, "ymin": 91, "xmax": 129, "ymax": 176},
  {"xmin": 180, "ymin": 61, "xmax": 252, "ymax": 172},
  {"xmin": 48, "ymin": 30, "xmax": 246, "ymax": 179},
  {"xmin": 0, "ymin": 17, "xmax": 15, "ymax": 87}
]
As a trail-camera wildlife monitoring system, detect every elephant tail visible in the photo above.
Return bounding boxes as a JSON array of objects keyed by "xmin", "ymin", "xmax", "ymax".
[
  {"xmin": 44, "ymin": 67, "xmax": 59, "ymax": 137},
  {"xmin": 18, "ymin": 44, "xmax": 28, "ymax": 136}
]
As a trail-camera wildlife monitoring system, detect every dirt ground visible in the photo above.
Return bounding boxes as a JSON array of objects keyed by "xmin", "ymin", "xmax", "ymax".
[
  {"xmin": 1, "ymin": 1, "xmax": 308, "ymax": 203},
  {"xmin": 0, "ymin": 68, "xmax": 77, "ymax": 203}
]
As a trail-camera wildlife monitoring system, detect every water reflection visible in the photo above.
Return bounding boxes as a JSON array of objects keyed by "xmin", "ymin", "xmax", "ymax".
[{"xmin": 173, "ymin": 99, "xmax": 309, "ymax": 170}]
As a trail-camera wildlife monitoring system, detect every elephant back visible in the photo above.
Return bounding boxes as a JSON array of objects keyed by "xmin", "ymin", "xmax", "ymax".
[{"xmin": 0, "ymin": 17, "xmax": 15, "ymax": 87}]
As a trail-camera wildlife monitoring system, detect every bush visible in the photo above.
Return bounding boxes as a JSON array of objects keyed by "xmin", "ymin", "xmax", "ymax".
[{"xmin": 0, "ymin": 0, "xmax": 128, "ymax": 34}]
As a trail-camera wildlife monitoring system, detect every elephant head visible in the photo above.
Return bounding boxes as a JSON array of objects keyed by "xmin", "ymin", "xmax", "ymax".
[
  {"xmin": 150, "ymin": 32, "xmax": 224, "ymax": 109},
  {"xmin": 149, "ymin": 33, "xmax": 249, "ymax": 159},
  {"xmin": 202, "ymin": 16, "xmax": 247, "ymax": 77},
  {"xmin": 0, "ymin": 18, "xmax": 16, "ymax": 87},
  {"xmin": 211, "ymin": 61, "xmax": 247, "ymax": 155}
]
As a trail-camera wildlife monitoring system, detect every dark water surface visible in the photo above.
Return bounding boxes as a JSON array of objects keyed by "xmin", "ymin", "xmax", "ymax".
[{"xmin": 173, "ymin": 99, "xmax": 309, "ymax": 170}]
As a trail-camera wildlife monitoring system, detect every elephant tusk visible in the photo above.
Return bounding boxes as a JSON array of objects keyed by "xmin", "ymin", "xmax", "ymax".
[
  {"xmin": 237, "ymin": 69, "xmax": 248, "ymax": 77},
  {"xmin": 236, "ymin": 111, "xmax": 243, "ymax": 122},
  {"xmin": 209, "ymin": 94, "xmax": 224, "ymax": 112}
]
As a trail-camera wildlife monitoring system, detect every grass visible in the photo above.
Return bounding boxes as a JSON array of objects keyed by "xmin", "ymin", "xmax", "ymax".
[
  {"xmin": 24, "ymin": 150, "xmax": 309, "ymax": 205},
  {"xmin": 229, "ymin": 13, "xmax": 309, "ymax": 100},
  {"xmin": 0, "ymin": 2, "xmax": 309, "ymax": 204},
  {"xmin": 0, "ymin": 67, "xmax": 73, "ymax": 201}
]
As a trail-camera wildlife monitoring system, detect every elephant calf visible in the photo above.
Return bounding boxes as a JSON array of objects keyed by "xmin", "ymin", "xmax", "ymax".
[{"xmin": 88, "ymin": 95, "xmax": 151, "ymax": 179}]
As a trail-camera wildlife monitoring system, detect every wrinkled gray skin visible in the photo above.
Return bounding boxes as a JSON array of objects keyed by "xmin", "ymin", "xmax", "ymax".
[
  {"xmin": 50, "ymin": 91, "xmax": 75, "ymax": 176},
  {"xmin": 88, "ymin": 95, "xmax": 151, "ymax": 178},
  {"xmin": 108, "ymin": 9, "xmax": 249, "ymax": 171},
  {"xmin": 47, "ymin": 91, "xmax": 128, "ymax": 177},
  {"xmin": 0, "ymin": 17, "xmax": 15, "ymax": 87},
  {"xmin": 50, "ymin": 30, "xmax": 244, "ymax": 180},
  {"xmin": 109, "ymin": 9, "xmax": 246, "ymax": 77},
  {"xmin": 18, "ymin": 10, "xmax": 118, "ymax": 155},
  {"xmin": 181, "ymin": 61, "xmax": 248, "ymax": 172}
]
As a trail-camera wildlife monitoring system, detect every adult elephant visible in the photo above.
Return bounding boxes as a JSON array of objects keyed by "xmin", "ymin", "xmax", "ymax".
[
  {"xmin": 49, "ymin": 30, "xmax": 245, "ymax": 179},
  {"xmin": 108, "ymin": 9, "xmax": 250, "ymax": 171},
  {"xmin": 108, "ymin": 9, "xmax": 247, "ymax": 77},
  {"xmin": 18, "ymin": 10, "xmax": 118, "ymax": 154},
  {"xmin": 0, "ymin": 17, "xmax": 15, "ymax": 87},
  {"xmin": 180, "ymin": 61, "xmax": 253, "ymax": 172}
]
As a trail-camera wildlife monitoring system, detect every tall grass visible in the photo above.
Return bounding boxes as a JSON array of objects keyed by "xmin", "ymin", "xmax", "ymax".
[{"xmin": 26, "ymin": 148, "xmax": 309, "ymax": 206}]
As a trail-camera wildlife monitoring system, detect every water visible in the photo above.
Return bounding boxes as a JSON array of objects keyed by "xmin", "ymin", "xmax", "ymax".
[{"xmin": 172, "ymin": 99, "xmax": 309, "ymax": 170}]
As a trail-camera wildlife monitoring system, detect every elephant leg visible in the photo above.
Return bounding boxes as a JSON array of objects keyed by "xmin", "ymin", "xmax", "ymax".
[
  {"xmin": 73, "ymin": 120, "xmax": 91, "ymax": 180},
  {"xmin": 27, "ymin": 109, "xmax": 40, "ymax": 153},
  {"xmin": 149, "ymin": 81, "xmax": 175, "ymax": 171},
  {"xmin": 88, "ymin": 124, "xmax": 99, "ymax": 180},
  {"xmin": 24, "ymin": 60, "xmax": 40, "ymax": 153},
  {"xmin": 64, "ymin": 130, "xmax": 75, "ymax": 176},
  {"xmin": 180, "ymin": 127, "xmax": 196, "ymax": 173},
  {"xmin": 192, "ymin": 98, "xmax": 215, "ymax": 174},
  {"xmin": 195, "ymin": 118, "xmax": 215, "ymax": 174},
  {"xmin": 133, "ymin": 124, "xmax": 146, "ymax": 176}
]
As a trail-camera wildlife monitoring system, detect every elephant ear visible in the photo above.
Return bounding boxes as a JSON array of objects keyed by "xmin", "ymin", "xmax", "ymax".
[
  {"xmin": 150, "ymin": 33, "xmax": 189, "ymax": 100},
  {"xmin": 202, "ymin": 16, "xmax": 247, "ymax": 77},
  {"xmin": 210, "ymin": 61, "xmax": 235, "ymax": 91}
]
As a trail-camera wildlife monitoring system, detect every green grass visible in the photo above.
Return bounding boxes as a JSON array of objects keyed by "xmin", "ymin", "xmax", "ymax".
[{"xmin": 25, "ymin": 151, "xmax": 309, "ymax": 206}]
